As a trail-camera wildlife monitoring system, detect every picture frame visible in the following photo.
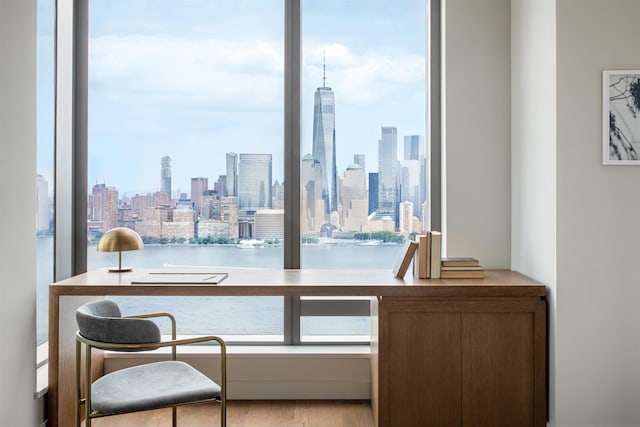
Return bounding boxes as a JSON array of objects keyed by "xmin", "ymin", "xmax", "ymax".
[{"xmin": 603, "ymin": 70, "xmax": 640, "ymax": 165}]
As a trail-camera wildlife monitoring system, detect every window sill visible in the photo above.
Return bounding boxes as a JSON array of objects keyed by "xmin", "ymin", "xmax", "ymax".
[
  {"xmin": 35, "ymin": 363, "xmax": 48, "ymax": 399},
  {"xmin": 35, "ymin": 342, "xmax": 48, "ymax": 398}
]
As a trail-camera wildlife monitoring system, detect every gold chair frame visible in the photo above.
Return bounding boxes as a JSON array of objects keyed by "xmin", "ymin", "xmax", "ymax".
[{"xmin": 75, "ymin": 311, "xmax": 226, "ymax": 427}]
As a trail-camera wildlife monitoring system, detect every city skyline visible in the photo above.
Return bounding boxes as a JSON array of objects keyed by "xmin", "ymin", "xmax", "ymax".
[
  {"xmin": 82, "ymin": 130, "xmax": 424, "ymax": 203},
  {"xmin": 36, "ymin": 0, "xmax": 426, "ymax": 197}
]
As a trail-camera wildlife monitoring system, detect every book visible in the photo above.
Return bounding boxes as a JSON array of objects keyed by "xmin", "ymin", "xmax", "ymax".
[
  {"xmin": 441, "ymin": 257, "xmax": 480, "ymax": 267},
  {"xmin": 393, "ymin": 240, "xmax": 419, "ymax": 278},
  {"xmin": 441, "ymin": 265, "xmax": 483, "ymax": 271},
  {"xmin": 413, "ymin": 232, "xmax": 431, "ymax": 279},
  {"xmin": 429, "ymin": 231, "xmax": 442, "ymax": 279},
  {"xmin": 440, "ymin": 269, "xmax": 485, "ymax": 279}
]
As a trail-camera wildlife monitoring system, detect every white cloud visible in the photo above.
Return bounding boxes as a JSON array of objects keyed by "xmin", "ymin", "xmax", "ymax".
[
  {"xmin": 304, "ymin": 43, "xmax": 425, "ymax": 106},
  {"xmin": 90, "ymin": 35, "xmax": 284, "ymax": 112},
  {"xmin": 90, "ymin": 35, "xmax": 424, "ymax": 113}
]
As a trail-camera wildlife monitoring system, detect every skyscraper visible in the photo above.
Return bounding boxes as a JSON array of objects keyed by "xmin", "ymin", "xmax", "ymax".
[
  {"xmin": 353, "ymin": 154, "xmax": 365, "ymax": 170},
  {"xmin": 312, "ymin": 61, "xmax": 337, "ymax": 216},
  {"xmin": 301, "ymin": 154, "xmax": 324, "ymax": 234},
  {"xmin": 399, "ymin": 201, "xmax": 414, "ymax": 233},
  {"xmin": 225, "ymin": 152, "xmax": 238, "ymax": 197},
  {"xmin": 160, "ymin": 156, "xmax": 172, "ymax": 199},
  {"xmin": 402, "ymin": 135, "xmax": 426, "ymax": 217},
  {"xmin": 404, "ymin": 135, "xmax": 424, "ymax": 160},
  {"xmin": 88, "ymin": 183, "xmax": 118, "ymax": 232},
  {"xmin": 378, "ymin": 126, "xmax": 398, "ymax": 216},
  {"xmin": 190, "ymin": 177, "xmax": 208, "ymax": 216},
  {"xmin": 214, "ymin": 175, "xmax": 227, "ymax": 197},
  {"xmin": 368, "ymin": 172, "xmax": 379, "ymax": 215},
  {"xmin": 238, "ymin": 153, "xmax": 272, "ymax": 211},
  {"xmin": 341, "ymin": 163, "xmax": 367, "ymax": 232}
]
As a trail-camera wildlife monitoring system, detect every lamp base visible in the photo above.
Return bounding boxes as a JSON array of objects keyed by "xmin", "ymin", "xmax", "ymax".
[{"xmin": 107, "ymin": 266, "xmax": 133, "ymax": 272}]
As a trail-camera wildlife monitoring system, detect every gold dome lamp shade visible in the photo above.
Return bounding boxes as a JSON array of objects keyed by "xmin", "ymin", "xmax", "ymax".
[{"xmin": 97, "ymin": 227, "xmax": 144, "ymax": 272}]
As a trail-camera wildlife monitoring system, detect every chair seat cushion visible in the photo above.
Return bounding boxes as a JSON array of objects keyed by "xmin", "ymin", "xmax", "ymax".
[{"xmin": 91, "ymin": 360, "xmax": 221, "ymax": 415}]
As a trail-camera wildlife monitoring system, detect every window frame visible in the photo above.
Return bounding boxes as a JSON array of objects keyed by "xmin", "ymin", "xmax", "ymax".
[{"xmin": 53, "ymin": 0, "xmax": 441, "ymax": 346}]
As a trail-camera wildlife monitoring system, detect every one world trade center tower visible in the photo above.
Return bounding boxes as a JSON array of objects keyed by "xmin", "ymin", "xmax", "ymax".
[{"xmin": 311, "ymin": 60, "xmax": 337, "ymax": 216}]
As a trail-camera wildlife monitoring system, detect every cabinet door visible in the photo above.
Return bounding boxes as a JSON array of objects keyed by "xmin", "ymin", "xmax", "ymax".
[
  {"xmin": 378, "ymin": 298, "xmax": 546, "ymax": 427},
  {"xmin": 461, "ymin": 312, "xmax": 535, "ymax": 427},
  {"xmin": 381, "ymin": 308, "xmax": 462, "ymax": 427}
]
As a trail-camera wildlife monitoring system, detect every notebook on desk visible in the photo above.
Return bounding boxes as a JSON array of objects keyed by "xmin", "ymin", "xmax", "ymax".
[{"xmin": 131, "ymin": 272, "xmax": 228, "ymax": 284}]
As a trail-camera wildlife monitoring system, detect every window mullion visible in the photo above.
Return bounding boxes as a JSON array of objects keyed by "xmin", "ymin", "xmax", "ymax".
[
  {"xmin": 72, "ymin": 0, "xmax": 88, "ymax": 275},
  {"xmin": 284, "ymin": 0, "xmax": 301, "ymax": 270},
  {"xmin": 428, "ymin": 0, "xmax": 442, "ymax": 234}
]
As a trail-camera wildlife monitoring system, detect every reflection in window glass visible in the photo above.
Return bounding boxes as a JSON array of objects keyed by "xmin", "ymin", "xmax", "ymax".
[
  {"xmin": 87, "ymin": 0, "xmax": 284, "ymax": 338},
  {"xmin": 36, "ymin": 0, "xmax": 56, "ymax": 346}
]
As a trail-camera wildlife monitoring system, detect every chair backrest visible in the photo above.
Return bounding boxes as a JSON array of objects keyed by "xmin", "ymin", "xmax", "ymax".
[{"xmin": 76, "ymin": 300, "xmax": 161, "ymax": 349}]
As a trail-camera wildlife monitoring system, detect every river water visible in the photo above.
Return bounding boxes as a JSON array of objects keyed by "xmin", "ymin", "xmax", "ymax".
[{"xmin": 37, "ymin": 237, "xmax": 402, "ymax": 343}]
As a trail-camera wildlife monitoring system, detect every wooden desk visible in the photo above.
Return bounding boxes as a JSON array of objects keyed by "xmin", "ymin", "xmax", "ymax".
[{"xmin": 49, "ymin": 268, "xmax": 546, "ymax": 427}]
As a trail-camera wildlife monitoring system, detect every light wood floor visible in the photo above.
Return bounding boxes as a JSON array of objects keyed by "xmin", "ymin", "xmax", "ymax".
[{"xmin": 85, "ymin": 400, "xmax": 375, "ymax": 427}]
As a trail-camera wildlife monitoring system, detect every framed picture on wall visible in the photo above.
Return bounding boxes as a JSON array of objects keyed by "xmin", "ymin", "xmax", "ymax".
[{"xmin": 603, "ymin": 70, "xmax": 640, "ymax": 165}]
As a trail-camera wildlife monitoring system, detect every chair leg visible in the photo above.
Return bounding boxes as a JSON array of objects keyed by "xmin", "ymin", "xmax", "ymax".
[
  {"xmin": 172, "ymin": 406, "xmax": 177, "ymax": 427},
  {"xmin": 75, "ymin": 340, "xmax": 82, "ymax": 427}
]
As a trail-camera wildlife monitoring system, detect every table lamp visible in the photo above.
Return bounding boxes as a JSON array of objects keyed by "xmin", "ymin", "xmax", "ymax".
[{"xmin": 97, "ymin": 227, "xmax": 144, "ymax": 272}]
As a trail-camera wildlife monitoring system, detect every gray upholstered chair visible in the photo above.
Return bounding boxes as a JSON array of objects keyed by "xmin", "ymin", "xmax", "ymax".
[{"xmin": 75, "ymin": 299, "xmax": 226, "ymax": 427}]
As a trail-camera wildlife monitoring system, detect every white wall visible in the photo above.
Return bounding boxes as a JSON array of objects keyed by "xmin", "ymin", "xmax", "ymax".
[
  {"xmin": 443, "ymin": 0, "xmax": 512, "ymax": 268},
  {"xmin": 556, "ymin": 0, "xmax": 640, "ymax": 425},
  {"xmin": 511, "ymin": 0, "xmax": 557, "ymax": 424},
  {"xmin": 0, "ymin": 0, "xmax": 38, "ymax": 425},
  {"xmin": 449, "ymin": 0, "xmax": 640, "ymax": 425}
]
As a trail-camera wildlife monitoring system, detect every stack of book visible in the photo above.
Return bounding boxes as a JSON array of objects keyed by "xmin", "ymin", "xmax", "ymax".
[
  {"xmin": 440, "ymin": 257, "xmax": 484, "ymax": 278},
  {"xmin": 393, "ymin": 231, "xmax": 484, "ymax": 280},
  {"xmin": 413, "ymin": 230, "xmax": 442, "ymax": 279}
]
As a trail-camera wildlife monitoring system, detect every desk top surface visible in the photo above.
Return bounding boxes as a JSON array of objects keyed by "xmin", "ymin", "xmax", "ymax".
[{"xmin": 50, "ymin": 268, "xmax": 546, "ymax": 298}]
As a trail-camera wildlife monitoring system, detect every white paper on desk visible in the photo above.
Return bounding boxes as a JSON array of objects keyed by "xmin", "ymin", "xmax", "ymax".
[{"xmin": 130, "ymin": 272, "xmax": 228, "ymax": 284}]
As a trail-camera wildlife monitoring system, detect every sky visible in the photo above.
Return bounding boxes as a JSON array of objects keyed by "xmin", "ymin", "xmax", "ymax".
[{"xmin": 38, "ymin": 0, "xmax": 427, "ymax": 197}]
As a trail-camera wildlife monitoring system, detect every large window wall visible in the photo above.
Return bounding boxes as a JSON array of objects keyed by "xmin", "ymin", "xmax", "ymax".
[{"xmin": 48, "ymin": 0, "xmax": 437, "ymax": 346}]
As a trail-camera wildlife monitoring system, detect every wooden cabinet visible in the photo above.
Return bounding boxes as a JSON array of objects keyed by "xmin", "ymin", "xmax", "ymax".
[
  {"xmin": 373, "ymin": 297, "xmax": 546, "ymax": 427},
  {"xmin": 50, "ymin": 268, "xmax": 545, "ymax": 427}
]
